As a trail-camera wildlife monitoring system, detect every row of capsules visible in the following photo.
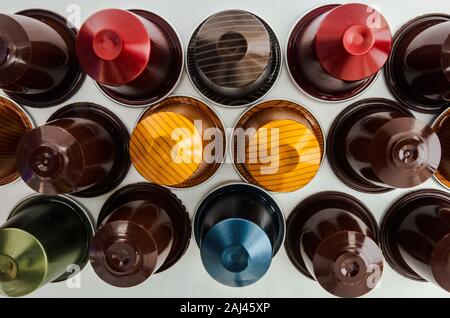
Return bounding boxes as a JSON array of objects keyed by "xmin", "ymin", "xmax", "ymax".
[{"xmin": 0, "ymin": 3, "xmax": 449, "ymax": 297}]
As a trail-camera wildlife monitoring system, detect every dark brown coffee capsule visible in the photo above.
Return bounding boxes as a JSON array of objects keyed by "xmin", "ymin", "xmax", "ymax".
[
  {"xmin": 380, "ymin": 189, "xmax": 450, "ymax": 292},
  {"xmin": 385, "ymin": 14, "xmax": 450, "ymax": 113},
  {"xmin": 0, "ymin": 10, "xmax": 84, "ymax": 107},
  {"xmin": 286, "ymin": 192, "xmax": 383, "ymax": 298},
  {"xmin": 232, "ymin": 99, "xmax": 325, "ymax": 192},
  {"xmin": 328, "ymin": 98, "xmax": 441, "ymax": 193},
  {"xmin": 194, "ymin": 183, "xmax": 284, "ymax": 287},
  {"xmin": 287, "ymin": 3, "xmax": 391, "ymax": 102},
  {"xmin": 0, "ymin": 195, "xmax": 93, "ymax": 297},
  {"xmin": 433, "ymin": 108, "xmax": 450, "ymax": 189},
  {"xmin": 77, "ymin": 9, "xmax": 183, "ymax": 107},
  {"xmin": 89, "ymin": 183, "xmax": 190, "ymax": 287},
  {"xmin": 0, "ymin": 96, "xmax": 33, "ymax": 186},
  {"xmin": 16, "ymin": 103, "xmax": 130, "ymax": 197},
  {"xmin": 187, "ymin": 10, "xmax": 281, "ymax": 107}
]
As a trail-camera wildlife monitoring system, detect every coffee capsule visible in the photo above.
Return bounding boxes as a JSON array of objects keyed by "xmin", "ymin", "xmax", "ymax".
[
  {"xmin": 380, "ymin": 189, "xmax": 450, "ymax": 292},
  {"xmin": 285, "ymin": 192, "xmax": 383, "ymax": 298},
  {"xmin": 0, "ymin": 10, "xmax": 84, "ymax": 107},
  {"xmin": 89, "ymin": 183, "xmax": 190, "ymax": 287},
  {"xmin": 194, "ymin": 183, "xmax": 284, "ymax": 287},
  {"xmin": 77, "ymin": 9, "xmax": 183, "ymax": 107},
  {"xmin": 232, "ymin": 99, "xmax": 324, "ymax": 192},
  {"xmin": 328, "ymin": 98, "xmax": 441, "ymax": 193},
  {"xmin": 287, "ymin": 3, "xmax": 391, "ymax": 102},
  {"xmin": 187, "ymin": 10, "xmax": 281, "ymax": 107},
  {"xmin": 0, "ymin": 195, "xmax": 93, "ymax": 297},
  {"xmin": 433, "ymin": 108, "xmax": 450, "ymax": 189},
  {"xmin": 130, "ymin": 96, "xmax": 225, "ymax": 188},
  {"xmin": 385, "ymin": 14, "xmax": 450, "ymax": 113},
  {"xmin": 0, "ymin": 96, "xmax": 33, "ymax": 186},
  {"xmin": 16, "ymin": 103, "xmax": 130, "ymax": 197}
]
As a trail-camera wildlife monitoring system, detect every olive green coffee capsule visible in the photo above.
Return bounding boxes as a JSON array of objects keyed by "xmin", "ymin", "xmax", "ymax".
[{"xmin": 0, "ymin": 195, "xmax": 94, "ymax": 297}]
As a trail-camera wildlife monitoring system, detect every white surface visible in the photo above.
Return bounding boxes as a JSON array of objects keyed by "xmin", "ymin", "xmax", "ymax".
[{"xmin": 1, "ymin": 0, "xmax": 449, "ymax": 298}]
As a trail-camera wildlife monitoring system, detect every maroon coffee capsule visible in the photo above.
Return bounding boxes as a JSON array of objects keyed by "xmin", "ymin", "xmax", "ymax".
[
  {"xmin": 286, "ymin": 192, "xmax": 383, "ymax": 298},
  {"xmin": 380, "ymin": 189, "xmax": 450, "ymax": 292},
  {"xmin": 89, "ymin": 183, "xmax": 191, "ymax": 287},
  {"xmin": 16, "ymin": 103, "xmax": 130, "ymax": 197},
  {"xmin": 0, "ymin": 9, "xmax": 84, "ymax": 108},
  {"xmin": 77, "ymin": 9, "xmax": 183, "ymax": 107},
  {"xmin": 328, "ymin": 98, "xmax": 441, "ymax": 193},
  {"xmin": 187, "ymin": 10, "xmax": 281, "ymax": 107},
  {"xmin": 385, "ymin": 14, "xmax": 450, "ymax": 113},
  {"xmin": 287, "ymin": 3, "xmax": 392, "ymax": 102}
]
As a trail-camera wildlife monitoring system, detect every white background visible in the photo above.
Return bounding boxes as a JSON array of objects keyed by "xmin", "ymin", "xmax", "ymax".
[{"xmin": 1, "ymin": 0, "xmax": 449, "ymax": 298}]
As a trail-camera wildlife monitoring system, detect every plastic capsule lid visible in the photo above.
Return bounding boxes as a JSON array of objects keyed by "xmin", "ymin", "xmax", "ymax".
[
  {"xmin": 315, "ymin": 3, "xmax": 392, "ymax": 81},
  {"xmin": 77, "ymin": 9, "xmax": 150, "ymax": 85},
  {"xmin": 0, "ymin": 228, "xmax": 47, "ymax": 297},
  {"xmin": 89, "ymin": 221, "xmax": 158, "ymax": 288},
  {"xmin": 200, "ymin": 218, "xmax": 272, "ymax": 287}
]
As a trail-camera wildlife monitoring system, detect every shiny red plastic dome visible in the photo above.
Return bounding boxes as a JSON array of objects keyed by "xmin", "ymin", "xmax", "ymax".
[
  {"xmin": 315, "ymin": 3, "xmax": 392, "ymax": 81},
  {"xmin": 76, "ymin": 9, "xmax": 151, "ymax": 85}
]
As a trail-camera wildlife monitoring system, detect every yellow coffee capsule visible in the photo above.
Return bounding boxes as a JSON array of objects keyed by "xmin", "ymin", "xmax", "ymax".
[
  {"xmin": 130, "ymin": 96, "xmax": 225, "ymax": 188},
  {"xmin": 232, "ymin": 100, "xmax": 324, "ymax": 192}
]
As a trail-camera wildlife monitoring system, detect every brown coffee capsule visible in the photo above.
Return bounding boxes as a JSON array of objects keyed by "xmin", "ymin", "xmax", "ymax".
[
  {"xmin": 89, "ymin": 183, "xmax": 190, "ymax": 287},
  {"xmin": 328, "ymin": 98, "xmax": 441, "ymax": 193},
  {"xmin": 187, "ymin": 10, "xmax": 281, "ymax": 107},
  {"xmin": 287, "ymin": 4, "xmax": 391, "ymax": 102},
  {"xmin": 385, "ymin": 14, "xmax": 450, "ymax": 113},
  {"xmin": 130, "ymin": 96, "xmax": 225, "ymax": 188},
  {"xmin": 380, "ymin": 189, "xmax": 450, "ymax": 292},
  {"xmin": 77, "ymin": 9, "xmax": 183, "ymax": 107},
  {"xmin": 286, "ymin": 192, "xmax": 383, "ymax": 298},
  {"xmin": 232, "ymin": 99, "xmax": 325, "ymax": 192},
  {"xmin": 0, "ymin": 96, "xmax": 33, "ymax": 186},
  {"xmin": 16, "ymin": 103, "xmax": 130, "ymax": 197},
  {"xmin": 432, "ymin": 108, "xmax": 450, "ymax": 189},
  {"xmin": 0, "ymin": 10, "xmax": 84, "ymax": 107}
]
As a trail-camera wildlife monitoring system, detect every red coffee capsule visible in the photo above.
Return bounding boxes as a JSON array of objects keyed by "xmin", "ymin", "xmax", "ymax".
[
  {"xmin": 286, "ymin": 192, "xmax": 383, "ymax": 298},
  {"xmin": 287, "ymin": 3, "xmax": 391, "ymax": 101},
  {"xmin": 187, "ymin": 10, "xmax": 282, "ymax": 107},
  {"xmin": 328, "ymin": 98, "xmax": 441, "ymax": 193},
  {"xmin": 380, "ymin": 189, "xmax": 450, "ymax": 292},
  {"xmin": 89, "ymin": 183, "xmax": 191, "ymax": 287},
  {"xmin": 0, "ymin": 10, "xmax": 85, "ymax": 107},
  {"xmin": 385, "ymin": 14, "xmax": 450, "ymax": 113},
  {"xmin": 77, "ymin": 9, "xmax": 183, "ymax": 107},
  {"xmin": 16, "ymin": 103, "xmax": 130, "ymax": 197}
]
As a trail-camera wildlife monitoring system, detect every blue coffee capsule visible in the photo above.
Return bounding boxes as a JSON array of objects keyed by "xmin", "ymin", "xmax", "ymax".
[{"xmin": 194, "ymin": 183, "xmax": 284, "ymax": 287}]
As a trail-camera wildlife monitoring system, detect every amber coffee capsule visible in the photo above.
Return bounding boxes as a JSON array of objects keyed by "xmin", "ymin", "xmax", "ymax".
[{"xmin": 0, "ymin": 96, "xmax": 33, "ymax": 186}]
